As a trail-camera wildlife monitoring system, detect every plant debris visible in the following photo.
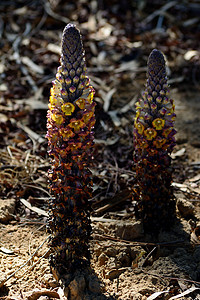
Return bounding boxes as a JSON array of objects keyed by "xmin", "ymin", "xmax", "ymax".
[{"xmin": 0, "ymin": 1, "xmax": 200, "ymax": 299}]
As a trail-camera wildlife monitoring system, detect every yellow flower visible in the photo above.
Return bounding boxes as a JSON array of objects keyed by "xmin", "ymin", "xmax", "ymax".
[
  {"xmin": 70, "ymin": 143, "xmax": 79, "ymax": 150},
  {"xmin": 50, "ymin": 96, "xmax": 63, "ymax": 107},
  {"xmin": 135, "ymin": 122, "xmax": 144, "ymax": 134},
  {"xmin": 89, "ymin": 118, "xmax": 95, "ymax": 129},
  {"xmin": 56, "ymin": 73, "xmax": 64, "ymax": 84},
  {"xmin": 152, "ymin": 118, "xmax": 165, "ymax": 130},
  {"xmin": 63, "ymin": 162, "xmax": 72, "ymax": 170},
  {"xmin": 136, "ymin": 110, "xmax": 141, "ymax": 118},
  {"xmin": 61, "ymin": 102, "xmax": 75, "ymax": 115},
  {"xmin": 148, "ymin": 149, "xmax": 158, "ymax": 155},
  {"xmin": 85, "ymin": 77, "xmax": 90, "ymax": 86},
  {"xmin": 83, "ymin": 111, "xmax": 93, "ymax": 124},
  {"xmin": 80, "ymin": 86, "xmax": 89, "ymax": 98},
  {"xmin": 162, "ymin": 127, "xmax": 172, "ymax": 138},
  {"xmin": 60, "ymin": 129, "xmax": 75, "ymax": 141},
  {"xmin": 144, "ymin": 128, "xmax": 157, "ymax": 140},
  {"xmin": 51, "ymin": 113, "xmax": 64, "ymax": 125},
  {"xmin": 153, "ymin": 137, "xmax": 166, "ymax": 148},
  {"xmin": 50, "ymin": 87, "xmax": 55, "ymax": 96},
  {"xmin": 51, "ymin": 80, "xmax": 61, "ymax": 95},
  {"xmin": 59, "ymin": 149, "xmax": 67, "ymax": 158},
  {"xmin": 69, "ymin": 119, "xmax": 85, "ymax": 132},
  {"xmin": 57, "ymin": 66, "xmax": 63, "ymax": 73},
  {"xmin": 135, "ymin": 101, "xmax": 141, "ymax": 109},
  {"xmin": 87, "ymin": 88, "xmax": 94, "ymax": 104},
  {"xmin": 170, "ymin": 104, "xmax": 175, "ymax": 114},
  {"xmin": 68, "ymin": 142, "xmax": 82, "ymax": 152},
  {"xmin": 75, "ymin": 98, "xmax": 86, "ymax": 109},
  {"xmin": 47, "ymin": 133, "xmax": 58, "ymax": 144},
  {"xmin": 138, "ymin": 138, "xmax": 148, "ymax": 149}
]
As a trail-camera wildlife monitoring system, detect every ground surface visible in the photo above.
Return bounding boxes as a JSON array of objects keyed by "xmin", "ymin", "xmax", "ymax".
[{"xmin": 0, "ymin": 1, "xmax": 200, "ymax": 299}]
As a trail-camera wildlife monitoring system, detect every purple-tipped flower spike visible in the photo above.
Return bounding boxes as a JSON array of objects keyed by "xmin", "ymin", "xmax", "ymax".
[
  {"xmin": 46, "ymin": 24, "xmax": 95, "ymax": 281},
  {"xmin": 133, "ymin": 49, "xmax": 176, "ymax": 233}
]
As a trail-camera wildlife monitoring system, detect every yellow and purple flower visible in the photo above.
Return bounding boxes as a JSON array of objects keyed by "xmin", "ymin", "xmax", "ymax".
[
  {"xmin": 133, "ymin": 49, "xmax": 176, "ymax": 233},
  {"xmin": 46, "ymin": 24, "xmax": 96, "ymax": 281}
]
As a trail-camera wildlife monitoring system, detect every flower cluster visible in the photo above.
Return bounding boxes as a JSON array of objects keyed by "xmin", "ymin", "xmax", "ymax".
[
  {"xmin": 46, "ymin": 24, "xmax": 95, "ymax": 281},
  {"xmin": 133, "ymin": 49, "xmax": 176, "ymax": 232}
]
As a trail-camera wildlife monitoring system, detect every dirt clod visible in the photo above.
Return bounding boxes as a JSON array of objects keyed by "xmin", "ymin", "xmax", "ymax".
[
  {"xmin": 67, "ymin": 275, "xmax": 86, "ymax": 300},
  {"xmin": 98, "ymin": 253, "xmax": 109, "ymax": 266},
  {"xmin": 0, "ymin": 199, "xmax": 16, "ymax": 223},
  {"xmin": 177, "ymin": 198, "xmax": 195, "ymax": 217},
  {"xmin": 115, "ymin": 221, "xmax": 143, "ymax": 240}
]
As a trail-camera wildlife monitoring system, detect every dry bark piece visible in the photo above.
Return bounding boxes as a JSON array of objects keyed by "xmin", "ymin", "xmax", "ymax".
[
  {"xmin": 105, "ymin": 268, "xmax": 127, "ymax": 280},
  {"xmin": 26, "ymin": 289, "xmax": 60, "ymax": 300}
]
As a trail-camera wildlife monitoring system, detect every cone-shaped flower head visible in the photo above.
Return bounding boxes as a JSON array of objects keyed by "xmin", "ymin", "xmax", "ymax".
[
  {"xmin": 46, "ymin": 24, "xmax": 95, "ymax": 281},
  {"xmin": 133, "ymin": 49, "xmax": 176, "ymax": 233}
]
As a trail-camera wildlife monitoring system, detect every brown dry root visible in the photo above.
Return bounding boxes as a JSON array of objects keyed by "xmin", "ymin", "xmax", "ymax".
[
  {"xmin": 46, "ymin": 23, "xmax": 95, "ymax": 285},
  {"xmin": 133, "ymin": 49, "xmax": 176, "ymax": 233}
]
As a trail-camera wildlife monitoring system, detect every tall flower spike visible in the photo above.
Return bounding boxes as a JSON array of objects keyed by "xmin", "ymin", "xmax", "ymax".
[
  {"xmin": 133, "ymin": 49, "xmax": 176, "ymax": 233},
  {"xmin": 46, "ymin": 24, "xmax": 95, "ymax": 282}
]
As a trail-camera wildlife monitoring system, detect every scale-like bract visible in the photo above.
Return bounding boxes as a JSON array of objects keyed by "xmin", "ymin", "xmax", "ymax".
[
  {"xmin": 46, "ymin": 24, "xmax": 95, "ymax": 280},
  {"xmin": 133, "ymin": 49, "xmax": 176, "ymax": 232}
]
